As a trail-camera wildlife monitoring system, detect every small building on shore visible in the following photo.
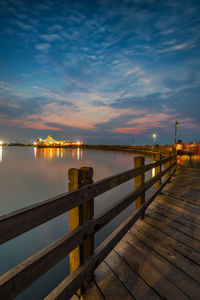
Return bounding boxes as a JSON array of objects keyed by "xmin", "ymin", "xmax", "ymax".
[
  {"xmin": 34, "ymin": 135, "xmax": 71, "ymax": 146},
  {"xmin": 34, "ymin": 135, "xmax": 83, "ymax": 147}
]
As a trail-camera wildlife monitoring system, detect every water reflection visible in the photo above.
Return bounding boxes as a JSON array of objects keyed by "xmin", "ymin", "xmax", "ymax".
[
  {"xmin": 34, "ymin": 147, "xmax": 83, "ymax": 161},
  {"xmin": 0, "ymin": 146, "xmax": 2, "ymax": 163}
]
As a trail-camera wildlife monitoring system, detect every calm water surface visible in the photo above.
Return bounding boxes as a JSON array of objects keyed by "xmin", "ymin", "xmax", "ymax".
[{"xmin": 0, "ymin": 146, "xmax": 154, "ymax": 299}]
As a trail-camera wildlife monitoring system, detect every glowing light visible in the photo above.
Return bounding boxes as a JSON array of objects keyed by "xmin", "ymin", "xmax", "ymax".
[
  {"xmin": 0, "ymin": 141, "xmax": 3, "ymax": 145},
  {"xmin": 152, "ymin": 168, "xmax": 155, "ymax": 177},
  {"xmin": 152, "ymin": 133, "xmax": 157, "ymax": 144},
  {"xmin": 34, "ymin": 147, "xmax": 37, "ymax": 159},
  {"xmin": 77, "ymin": 148, "xmax": 80, "ymax": 160}
]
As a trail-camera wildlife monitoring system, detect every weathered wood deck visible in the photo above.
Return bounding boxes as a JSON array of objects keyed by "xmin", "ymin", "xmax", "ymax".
[{"xmin": 82, "ymin": 165, "xmax": 200, "ymax": 299}]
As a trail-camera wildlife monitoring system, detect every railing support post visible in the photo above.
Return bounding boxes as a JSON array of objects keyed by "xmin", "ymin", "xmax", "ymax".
[
  {"xmin": 164, "ymin": 153, "xmax": 170, "ymax": 179},
  {"xmin": 80, "ymin": 167, "xmax": 94, "ymax": 270},
  {"xmin": 68, "ymin": 168, "xmax": 83, "ymax": 274},
  {"xmin": 68, "ymin": 167, "xmax": 94, "ymax": 293},
  {"xmin": 134, "ymin": 156, "xmax": 145, "ymax": 219},
  {"xmin": 154, "ymin": 153, "xmax": 162, "ymax": 189}
]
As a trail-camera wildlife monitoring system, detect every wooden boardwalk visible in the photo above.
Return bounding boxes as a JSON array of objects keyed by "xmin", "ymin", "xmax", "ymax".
[{"xmin": 83, "ymin": 165, "xmax": 200, "ymax": 299}]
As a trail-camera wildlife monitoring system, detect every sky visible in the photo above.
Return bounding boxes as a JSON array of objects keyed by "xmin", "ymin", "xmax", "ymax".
[{"xmin": 0, "ymin": 0, "xmax": 200, "ymax": 145}]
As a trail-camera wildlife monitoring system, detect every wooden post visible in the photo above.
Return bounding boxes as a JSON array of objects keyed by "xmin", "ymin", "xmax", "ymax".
[
  {"xmin": 68, "ymin": 168, "xmax": 83, "ymax": 274},
  {"xmin": 154, "ymin": 153, "xmax": 162, "ymax": 189},
  {"xmin": 68, "ymin": 167, "xmax": 94, "ymax": 293},
  {"xmin": 80, "ymin": 167, "xmax": 94, "ymax": 264},
  {"xmin": 134, "ymin": 156, "xmax": 145, "ymax": 219},
  {"xmin": 164, "ymin": 152, "xmax": 171, "ymax": 179}
]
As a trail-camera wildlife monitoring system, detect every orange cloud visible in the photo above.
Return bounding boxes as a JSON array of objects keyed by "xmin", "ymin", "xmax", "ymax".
[
  {"xmin": 111, "ymin": 126, "xmax": 146, "ymax": 134},
  {"xmin": 10, "ymin": 119, "xmax": 62, "ymax": 131}
]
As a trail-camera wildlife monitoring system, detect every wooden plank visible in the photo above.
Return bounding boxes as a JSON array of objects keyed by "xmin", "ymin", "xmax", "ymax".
[
  {"xmin": 123, "ymin": 233, "xmax": 200, "ymax": 298},
  {"xmin": 160, "ymin": 183, "xmax": 200, "ymax": 206},
  {"xmin": 135, "ymin": 219, "xmax": 200, "ymax": 266},
  {"xmin": 150, "ymin": 199, "xmax": 200, "ymax": 225},
  {"xmin": 163, "ymin": 185, "xmax": 200, "ymax": 203},
  {"xmin": 157, "ymin": 195, "xmax": 200, "ymax": 215},
  {"xmin": 146, "ymin": 210, "xmax": 200, "ymax": 242},
  {"xmin": 94, "ymin": 262, "xmax": 133, "ymax": 300},
  {"xmin": 114, "ymin": 237, "xmax": 188, "ymax": 299},
  {"xmin": 171, "ymin": 179, "xmax": 200, "ymax": 191},
  {"xmin": 105, "ymin": 250, "xmax": 161, "ymax": 300},
  {"xmin": 129, "ymin": 223, "xmax": 200, "ymax": 284},
  {"xmin": 0, "ymin": 157, "xmax": 171, "ymax": 245},
  {"xmin": 0, "ymin": 221, "xmax": 93, "ymax": 299},
  {"xmin": 148, "ymin": 207, "xmax": 200, "ymax": 241},
  {"xmin": 148, "ymin": 203, "xmax": 200, "ymax": 230},
  {"xmin": 142, "ymin": 214, "xmax": 200, "ymax": 252},
  {"xmin": 83, "ymin": 281, "xmax": 105, "ymax": 300}
]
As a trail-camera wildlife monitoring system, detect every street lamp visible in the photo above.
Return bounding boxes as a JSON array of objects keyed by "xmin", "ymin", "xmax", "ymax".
[
  {"xmin": 174, "ymin": 120, "xmax": 180, "ymax": 144},
  {"xmin": 152, "ymin": 134, "xmax": 157, "ymax": 145}
]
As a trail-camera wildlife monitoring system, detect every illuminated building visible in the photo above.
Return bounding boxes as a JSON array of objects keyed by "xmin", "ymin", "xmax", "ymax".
[{"xmin": 34, "ymin": 135, "xmax": 83, "ymax": 147}]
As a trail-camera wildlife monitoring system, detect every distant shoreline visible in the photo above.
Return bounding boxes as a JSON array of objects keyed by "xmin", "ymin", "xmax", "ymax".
[{"xmin": 3, "ymin": 144, "xmax": 174, "ymax": 156}]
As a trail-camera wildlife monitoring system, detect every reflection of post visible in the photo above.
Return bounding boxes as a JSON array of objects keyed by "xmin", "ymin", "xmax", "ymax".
[
  {"xmin": 68, "ymin": 167, "xmax": 94, "ymax": 292},
  {"xmin": 0, "ymin": 146, "xmax": 2, "ymax": 163},
  {"xmin": 154, "ymin": 153, "xmax": 161, "ymax": 189},
  {"xmin": 134, "ymin": 156, "xmax": 145, "ymax": 219}
]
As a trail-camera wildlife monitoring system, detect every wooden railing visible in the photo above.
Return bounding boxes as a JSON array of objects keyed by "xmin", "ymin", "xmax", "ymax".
[{"xmin": 0, "ymin": 153, "xmax": 176, "ymax": 299}]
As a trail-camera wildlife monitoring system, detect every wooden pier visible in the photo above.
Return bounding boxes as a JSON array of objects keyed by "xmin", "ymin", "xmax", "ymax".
[
  {"xmin": 83, "ymin": 165, "xmax": 200, "ymax": 299},
  {"xmin": 1, "ymin": 150, "xmax": 200, "ymax": 299}
]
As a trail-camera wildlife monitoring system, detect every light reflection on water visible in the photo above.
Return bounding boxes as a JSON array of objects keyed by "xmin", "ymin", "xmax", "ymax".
[
  {"xmin": 0, "ymin": 147, "xmax": 154, "ymax": 300},
  {"xmin": 0, "ymin": 145, "xmax": 2, "ymax": 163}
]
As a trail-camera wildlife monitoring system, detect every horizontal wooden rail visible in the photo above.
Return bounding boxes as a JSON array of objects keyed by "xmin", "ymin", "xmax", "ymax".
[
  {"xmin": 0, "ymin": 161, "xmax": 175, "ymax": 299},
  {"xmin": 94, "ymin": 162, "xmax": 174, "ymax": 233},
  {"xmin": 0, "ymin": 156, "xmax": 174, "ymax": 245},
  {"xmin": 45, "ymin": 168, "xmax": 176, "ymax": 300},
  {"xmin": 0, "ymin": 222, "xmax": 94, "ymax": 299}
]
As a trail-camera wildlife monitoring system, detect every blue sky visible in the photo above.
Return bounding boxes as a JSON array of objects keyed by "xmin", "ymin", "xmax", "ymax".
[{"xmin": 0, "ymin": 0, "xmax": 200, "ymax": 144}]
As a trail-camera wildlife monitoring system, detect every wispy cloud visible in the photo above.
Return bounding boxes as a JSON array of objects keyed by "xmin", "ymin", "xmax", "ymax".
[
  {"xmin": 9, "ymin": 119, "xmax": 63, "ymax": 131},
  {"xmin": 0, "ymin": 81, "xmax": 9, "ymax": 90},
  {"xmin": 12, "ymin": 19, "xmax": 33, "ymax": 30},
  {"xmin": 35, "ymin": 43, "xmax": 51, "ymax": 51},
  {"xmin": 40, "ymin": 34, "xmax": 61, "ymax": 42}
]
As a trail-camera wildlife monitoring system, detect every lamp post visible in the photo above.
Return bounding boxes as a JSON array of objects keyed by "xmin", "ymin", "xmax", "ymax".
[
  {"xmin": 174, "ymin": 120, "xmax": 179, "ymax": 144},
  {"xmin": 152, "ymin": 134, "xmax": 157, "ymax": 145}
]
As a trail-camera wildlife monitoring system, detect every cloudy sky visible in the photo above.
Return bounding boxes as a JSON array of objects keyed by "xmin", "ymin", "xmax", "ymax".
[{"xmin": 0, "ymin": 0, "xmax": 200, "ymax": 144}]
